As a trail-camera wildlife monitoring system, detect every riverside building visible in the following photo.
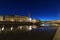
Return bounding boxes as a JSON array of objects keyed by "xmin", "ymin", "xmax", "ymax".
[{"xmin": 0, "ymin": 14, "xmax": 40, "ymax": 33}]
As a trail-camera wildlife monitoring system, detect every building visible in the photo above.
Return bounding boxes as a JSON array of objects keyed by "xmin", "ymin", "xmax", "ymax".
[
  {"xmin": 5, "ymin": 14, "xmax": 31, "ymax": 22},
  {"xmin": 0, "ymin": 16, "xmax": 3, "ymax": 21},
  {"xmin": 0, "ymin": 13, "xmax": 41, "ymax": 33}
]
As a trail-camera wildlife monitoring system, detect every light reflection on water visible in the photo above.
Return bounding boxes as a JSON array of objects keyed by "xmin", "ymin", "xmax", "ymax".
[
  {"xmin": 37, "ymin": 27, "xmax": 57, "ymax": 30},
  {"xmin": 0, "ymin": 26, "xmax": 57, "ymax": 40},
  {"xmin": 31, "ymin": 27, "xmax": 57, "ymax": 33},
  {"xmin": 0, "ymin": 26, "xmax": 57, "ymax": 33}
]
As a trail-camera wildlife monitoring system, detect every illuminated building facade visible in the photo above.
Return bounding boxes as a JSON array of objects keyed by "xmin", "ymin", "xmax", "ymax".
[
  {"xmin": 0, "ymin": 13, "xmax": 40, "ymax": 33},
  {"xmin": 5, "ymin": 15, "xmax": 31, "ymax": 22},
  {"xmin": 0, "ymin": 16, "xmax": 3, "ymax": 21}
]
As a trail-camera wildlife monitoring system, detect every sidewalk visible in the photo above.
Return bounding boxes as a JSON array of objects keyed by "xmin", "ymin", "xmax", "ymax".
[{"xmin": 53, "ymin": 27, "xmax": 60, "ymax": 40}]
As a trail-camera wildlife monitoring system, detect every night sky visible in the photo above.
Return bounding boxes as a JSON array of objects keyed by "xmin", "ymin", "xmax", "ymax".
[{"xmin": 0, "ymin": 0, "xmax": 60, "ymax": 21}]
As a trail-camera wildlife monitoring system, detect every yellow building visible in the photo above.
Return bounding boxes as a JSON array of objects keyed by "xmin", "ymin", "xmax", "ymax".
[
  {"xmin": 0, "ymin": 16, "xmax": 3, "ymax": 21},
  {"xmin": 0, "ymin": 13, "xmax": 41, "ymax": 32},
  {"xmin": 5, "ymin": 14, "xmax": 31, "ymax": 22}
]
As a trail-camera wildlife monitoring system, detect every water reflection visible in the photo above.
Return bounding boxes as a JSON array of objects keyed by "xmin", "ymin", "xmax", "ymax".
[
  {"xmin": 0, "ymin": 25, "xmax": 37, "ymax": 32},
  {"xmin": 18, "ymin": 26, "xmax": 23, "ymax": 30},
  {"xmin": 2, "ymin": 26, "xmax": 4, "ymax": 31},
  {"xmin": 36, "ymin": 27, "xmax": 57, "ymax": 32},
  {"xmin": 0, "ymin": 25, "xmax": 57, "ymax": 33},
  {"xmin": 11, "ymin": 27, "xmax": 13, "ymax": 31},
  {"xmin": 0, "ymin": 26, "xmax": 57, "ymax": 40},
  {"xmin": 29, "ymin": 26, "xmax": 32, "ymax": 30}
]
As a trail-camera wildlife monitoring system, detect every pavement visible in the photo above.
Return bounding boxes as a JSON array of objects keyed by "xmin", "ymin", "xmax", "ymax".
[{"xmin": 53, "ymin": 27, "xmax": 60, "ymax": 40}]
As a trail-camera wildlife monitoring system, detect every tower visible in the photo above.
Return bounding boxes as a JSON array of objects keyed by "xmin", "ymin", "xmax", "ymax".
[{"xmin": 28, "ymin": 11, "xmax": 30, "ymax": 18}]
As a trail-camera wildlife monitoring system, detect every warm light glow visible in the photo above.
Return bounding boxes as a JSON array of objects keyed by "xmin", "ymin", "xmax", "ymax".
[
  {"xmin": 0, "ymin": 16, "xmax": 3, "ymax": 21},
  {"xmin": 32, "ymin": 25, "xmax": 37, "ymax": 29},
  {"xmin": 29, "ymin": 26, "xmax": 32, "ymax": 30},
  {"xmin": 30, "ymin": 18, "xmax": 32, "ymax": 22},
  {"xmin": 18, "ymin": 26, "xmax": 22, "ymax": 30},
  {"xmin": 2, "ymin": 27, "xmax": 4, "ymax": 31},
  {"xmin": 11, "ymin": 27, "xmax": 13, "ymax": 31},
  {"xmin": 11, "ymin": 19, "xmax": 14, "ymax": 21},
  {"xmin": 32, "ymin": 19, "xmax": 37, "ymax": 23},
  {"xmin": 20, "ymin": 26, "xmax": 22, "ymax": 30},
  {"xmin": 20, "ymin": 20, "xmax": 23, "ymax": 22}
]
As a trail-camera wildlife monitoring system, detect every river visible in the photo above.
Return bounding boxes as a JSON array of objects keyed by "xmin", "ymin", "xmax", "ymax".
[{"xmin": 0, "ymin": 27, "xmax": 57, "ymax": 40}]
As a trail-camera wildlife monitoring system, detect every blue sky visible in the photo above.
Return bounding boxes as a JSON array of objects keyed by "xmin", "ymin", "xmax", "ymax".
[{"xmin": 0, "ymin": 0, "xmax": 60, "ymax": 21}]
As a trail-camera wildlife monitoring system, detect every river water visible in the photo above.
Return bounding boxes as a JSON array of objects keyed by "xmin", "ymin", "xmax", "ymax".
[{"xmin": 0, "ymin": 27, "xmax": 57, "ymax": 40}]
